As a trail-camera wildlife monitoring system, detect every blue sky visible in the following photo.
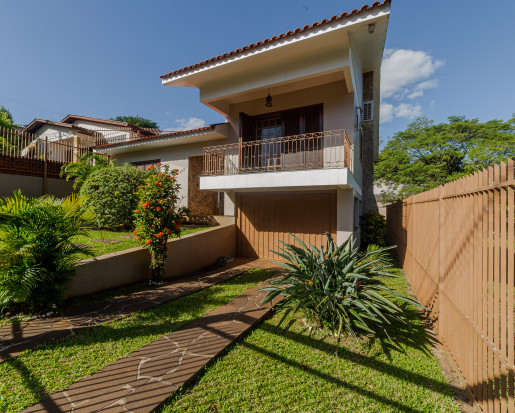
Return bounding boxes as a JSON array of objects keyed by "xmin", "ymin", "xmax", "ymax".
[{"xmin": 1, "ymin": 0, "xmax": 514, "ymax": 145}]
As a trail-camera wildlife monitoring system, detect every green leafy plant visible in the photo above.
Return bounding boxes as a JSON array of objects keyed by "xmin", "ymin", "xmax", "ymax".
[
  {"xmin": 133, "ymin": 163, "xmax": 189, "ymax": 284},
  {"xmin": 80, "ymin": 164, "xmax": 147, "ymax": 229},
  {"xmin": 0, "ymin": 191, "xmax": 94, "ymax": 311},
  {"xmin": 360, "ymin": 209, "xmax": 386, "ymax": 248},
  {"xmin": 261, "ymin": 233, "xmax": 423, "ymax": 342},
  {"xmin": 60, "ymin": 151, "xmax": 113, "ymax": 190},
  {"xmin": 359, "ymin": 243, "xmax": 392, "ymax": 269}
]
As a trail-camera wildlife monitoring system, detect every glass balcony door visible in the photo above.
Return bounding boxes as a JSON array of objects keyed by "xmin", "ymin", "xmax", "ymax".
[{"xmin": 255, "ymin": 117, "xmax": 282, "ymax": 170}]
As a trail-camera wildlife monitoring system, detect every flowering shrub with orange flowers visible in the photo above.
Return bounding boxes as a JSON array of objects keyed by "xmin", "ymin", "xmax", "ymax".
[
  {"xmin": 260, "ymin": 233, "xmax": 424, "ymax": 343},
  {"xmin": 133, "ymin": 163, "xmax": 188, "ymax": 284}
]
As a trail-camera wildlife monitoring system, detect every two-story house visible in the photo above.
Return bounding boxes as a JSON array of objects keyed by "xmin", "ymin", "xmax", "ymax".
[{"xmin": 95, "ymin": 0, "xmax": 390, "ymax": 259}]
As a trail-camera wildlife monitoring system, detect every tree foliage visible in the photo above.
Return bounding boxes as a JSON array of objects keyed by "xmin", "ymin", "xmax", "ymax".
[
  {"xmin": 375, "ymin": 116, "xmax": 515, "ymax": 201},
  {"xmin": 0, "ymin": 106, "xmax": 16, "ymax": 129},
  {"xmin": 110, "ymin": 115, "xmax": 159, "ymax": 129}
]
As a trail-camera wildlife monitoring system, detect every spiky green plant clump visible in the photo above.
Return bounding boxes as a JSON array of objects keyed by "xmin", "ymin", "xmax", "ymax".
[
  {"xmin": 0, "ymin": 191, "xmax": 94, "ymax": 311},
  {"xmin": 261, "ymin": 233, "xmax": 424, "ymax": 342}
]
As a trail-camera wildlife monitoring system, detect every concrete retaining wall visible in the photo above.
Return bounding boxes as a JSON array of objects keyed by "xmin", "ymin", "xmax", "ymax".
[
  {"xmin": 65, "ymin": 224, "xmax": 236, "ymax": 298},
  {"xmin": 0, "ymin": 173, "xmax": 75, "ymax": 199}
]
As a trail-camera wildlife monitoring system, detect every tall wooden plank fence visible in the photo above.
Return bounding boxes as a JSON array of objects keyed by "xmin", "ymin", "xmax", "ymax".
[{"xmin": 387, "ymin": 160, "xmax": 515, "ymax": 412}]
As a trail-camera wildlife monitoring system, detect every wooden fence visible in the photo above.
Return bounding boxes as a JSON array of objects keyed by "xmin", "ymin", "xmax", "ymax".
[
  {"xmin": 387, "ymin": 160, "xmax": 515, "ymax": 412},
  {"xmin": 0, "ymin": 126, "xmax": 109, "ymax": 192}
]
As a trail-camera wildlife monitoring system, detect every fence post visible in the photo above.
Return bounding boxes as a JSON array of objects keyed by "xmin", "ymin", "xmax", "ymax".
[
  {"xmin": 410, "ymin": 196, "xmax": 414, "ymax": 280},
  {"xmin": 438, "ymin": 184, "xmax": 443, "ymax": 342},
  {"xmin": 42, "ymin": 136, "xmax": 48, "ymax": 195}
]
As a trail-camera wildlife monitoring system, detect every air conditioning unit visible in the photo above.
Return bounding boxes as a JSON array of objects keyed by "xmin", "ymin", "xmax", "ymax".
[{"xmin": 363, "ymin": 100, "xmax": 374, "ymax": 122}]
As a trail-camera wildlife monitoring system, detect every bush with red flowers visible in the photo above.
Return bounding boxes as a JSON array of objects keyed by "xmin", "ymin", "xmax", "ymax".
[{"xmin": 133, "ymin": 163, "xmax": 189, "ymax": 284}]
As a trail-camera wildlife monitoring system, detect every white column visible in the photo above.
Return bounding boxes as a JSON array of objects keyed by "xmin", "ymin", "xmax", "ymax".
[
  {"xmin": 337, "ymin": 188, "xmax": 354, "ymax": 245},
  {"xmin": 224, "ymin": 191, "xmax": 236, "ymax": 216}
]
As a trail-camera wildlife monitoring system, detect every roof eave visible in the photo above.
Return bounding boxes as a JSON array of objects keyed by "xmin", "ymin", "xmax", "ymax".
[{"xmin": 160, "ymin": 1, "xmax": 391, "ymax": 85}]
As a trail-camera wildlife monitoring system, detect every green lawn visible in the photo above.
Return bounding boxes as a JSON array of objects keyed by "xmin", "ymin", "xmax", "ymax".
[
  {"xmin": 158, "ymin": 269, "xmax": 461, "ymax": 413},
  {"xmin": 73, "ymin": 226, "xmax": 210, "ymax": 258},
  {"xmin": 0, "ymin": 269, "xmax": 274, "ymax": 412}
]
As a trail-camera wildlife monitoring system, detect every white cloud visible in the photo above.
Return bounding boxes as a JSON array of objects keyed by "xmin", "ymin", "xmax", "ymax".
[
  {"xmin": 380, "ymin": 103, "xmax": 394, "ymax": 123},
  {"xmin": 407, "ymin": 79, "xmax": 439, "ymax": 99},
  {"xmin": 168, "ymin": 116, "xmax": 206, "ymax": 131},
  {"xmin": 395, "ymin": 103, "xmax": 422, "ymax": 119},
  {"xmin": 380, "ymin": 49, "xmax": 443, "ymax": 125},
  {"xmin": 380, "ymin": 102, "xmax": 422, "ymax": 123},
  {"xmin": 381, "ymin": 49, "xmax": 444, "ymax": 99}
]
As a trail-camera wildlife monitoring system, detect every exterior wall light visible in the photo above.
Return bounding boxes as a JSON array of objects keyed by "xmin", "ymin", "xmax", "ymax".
[
  {"xmin": 368, "ymin": 23, "xmax": 376, "ymax": 34},
  {"xmin": 265, "ymin": 93, "xmax": 273, "ymax": 107}
]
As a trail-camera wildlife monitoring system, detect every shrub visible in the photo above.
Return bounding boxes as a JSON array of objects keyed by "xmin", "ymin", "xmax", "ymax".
[
  {"xmin": 60, "ymin": 151, "xmax": 113, "ymax": 190},
  {"xmin": 360, "ymin": 209, "xmax": 387, "ymax": 248},
  {"xmin": 133, "ymin": 164, "xmax": 188, "ymax": 284},
  {"xmin": 80, "ymin": 165, "xmax": 147, "ymax": 229},
  {"xmin": 0, "ymin": 191, "xmax": 94, "ymax": 311},
  {"xmin": 260, "ymin": 233, "xmax": 423, "ymax": 342}
]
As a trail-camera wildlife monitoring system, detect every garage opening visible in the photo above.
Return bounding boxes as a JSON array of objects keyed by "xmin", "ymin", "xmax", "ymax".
[{"xmin": 236, "ymin": 191, "xmax": 337, "ymax": 259}]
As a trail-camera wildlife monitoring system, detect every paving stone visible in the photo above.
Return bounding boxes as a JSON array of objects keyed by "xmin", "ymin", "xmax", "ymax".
[
  {"xmin": 23, "ymin": 279, "xmax": 280, "ymax": 413},
  {"xmin": 1, "ymin": 258, "xmax": 280, "ymax": 361}
]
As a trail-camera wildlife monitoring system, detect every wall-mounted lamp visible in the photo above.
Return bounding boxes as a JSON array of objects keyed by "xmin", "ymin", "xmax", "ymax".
[
  {"xmin": 368, "ymin": 23, "xmax": 376, "ymax": 34},
  {"xmin": 265, "ymin": 91, "xmax": 273, "ymax": 107}
]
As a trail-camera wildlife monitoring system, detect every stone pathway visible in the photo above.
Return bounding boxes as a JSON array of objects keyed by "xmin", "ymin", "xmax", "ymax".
[
  {"xmin": 0, "ymin": 258, "xmax": 279, "ymax": 361},
  {"xmin": 24, "ymin": 281, "xmax": 277, "ymax": 412}
]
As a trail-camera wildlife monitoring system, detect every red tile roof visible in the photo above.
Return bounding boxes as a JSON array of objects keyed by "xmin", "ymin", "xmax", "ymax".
[
  {"xmin": 61, "ymin": 114, "xmax": 158, "ymax": 135},
  {"xmin": 93, "ymin": 126, "xmax": 215, "ymax": 149},
  {"xmin": 22, "ymin": 119, "xmax": 97, "ymax": 136},
  {"xmin": 160, "ymin": 0, "xmax": 390, "ymax": 80}
]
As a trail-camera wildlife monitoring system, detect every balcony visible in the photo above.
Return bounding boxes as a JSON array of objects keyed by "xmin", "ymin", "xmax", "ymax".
[{"xmin": 200, "ymin": 129, "xmax": 359, "ymax": 193}]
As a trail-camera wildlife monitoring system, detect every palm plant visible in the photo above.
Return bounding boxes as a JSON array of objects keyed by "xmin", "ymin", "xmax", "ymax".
[
  {"xmin": 60, "ymin": 151, "xmax": 112, "ymax": 189},
  {"xmin": 358, "ymin": 243, "xmax": 393, "ymax": 268},
  {"xmin": 261, "ymin": 233, "xmax": 424, "ymax": 343},
  {"xmin": 0, "ymin": 191, "xmax": 94, "ymax": 311}
]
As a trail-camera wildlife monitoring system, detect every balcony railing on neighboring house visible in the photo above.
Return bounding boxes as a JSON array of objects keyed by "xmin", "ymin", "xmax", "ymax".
[
  {"xmin": 203, "ymin": 129, "xmax": 353, "ymax": 176},
  {"xmin": 94, "ymin": 128, "xmax": 162, "ymax": 146},
  {"xmin": 0, "ymin": 126, "xmax": 109, "ymax": 168}
]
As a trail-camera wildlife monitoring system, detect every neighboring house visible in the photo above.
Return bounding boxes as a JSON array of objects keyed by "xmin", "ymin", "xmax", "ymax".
[
  {"xmin": 22, "ymin": 119, "xmax": 98, "ymax": 162},
  {"xmin": 60, "ymin": 115, "xmax": 159, "ymax": 145},
  {"xmin": 95, "ymin": 0, "xmax": 391, "ymax": 259},
  {"xmin": 23, "ymin": 115, "xmax": 159, "ymax": 147}
]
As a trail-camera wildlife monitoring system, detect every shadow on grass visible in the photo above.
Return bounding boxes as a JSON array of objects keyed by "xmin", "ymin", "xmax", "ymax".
[
  {"xmin": 1, "ymin": 270, "xmax": 273, "ymax": 410},
  {"xmin": 261, "ymin": 319, "xmax": 453, "ymax": 397},
  {"xmin": 4, "ymin": 355, "xmax": 61, "ymax": 411},
  {"xmin": 157, "ymin": 306, "xmax": 456, "ymax": 413}
]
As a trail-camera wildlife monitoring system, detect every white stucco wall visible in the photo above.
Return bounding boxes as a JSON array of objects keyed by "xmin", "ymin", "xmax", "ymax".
[
  {"xmin": 112, "ymin": 139, "xmax": 227, "ymax": 208},
  {"xmin": 34, "ymin": 124, "xmax": 76, "ymax": 142},
  {"xmin": 226, "ymin": 80, "xmax": 354, "ymax": 143}
]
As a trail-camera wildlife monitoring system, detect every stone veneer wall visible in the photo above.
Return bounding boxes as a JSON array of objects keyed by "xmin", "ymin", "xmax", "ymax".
[
  {"xmin": 188, "ymin": 155, "xmax": 222, "ymax": 216},
  {"xmin": 361, "ymin": 71, "xmax": 378, "ymax": 212}
]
